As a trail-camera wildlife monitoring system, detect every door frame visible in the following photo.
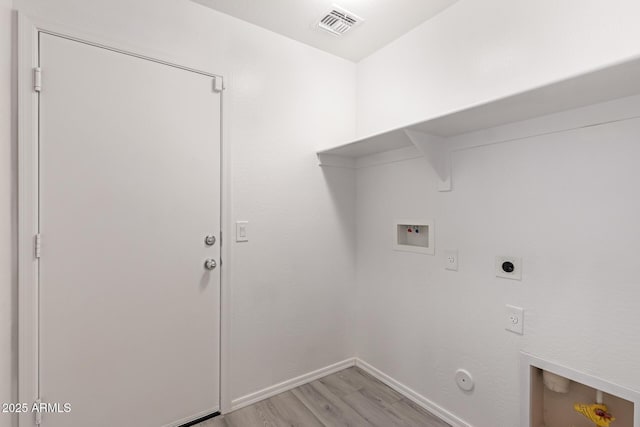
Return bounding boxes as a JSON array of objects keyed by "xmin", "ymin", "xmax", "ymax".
[{"xmin": 17, "ymin": 13, "xmax": 233, "ymax": 426}]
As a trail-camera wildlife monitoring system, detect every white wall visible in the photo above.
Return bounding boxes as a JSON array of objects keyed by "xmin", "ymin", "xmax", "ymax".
[
  {"xmin": 355, "ymin": 4, "xmax": 640, "ymax": 424},
  {"xmin": 355, "ymin": 95, "xmax": 640, "ymax": 426},
  {"xmin": 1, "ymin": 0, "xmax": 357, "ymax": 422},
  {"xmin": 356, "ymin": 0, "xmax": 640, "ymax": 138},
  {"xmin": 1, "ymin": 1, "xmax": 16, "ymax": 427}
]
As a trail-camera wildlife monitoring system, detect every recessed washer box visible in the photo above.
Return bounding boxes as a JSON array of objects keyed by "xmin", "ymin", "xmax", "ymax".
[
  {"xmin": 393, "ymin": 219, "xmax": 434, "ymax": 255},
  {"xmin": 521, "ymin": 352, "xmax": 639, "ymax": 427}
]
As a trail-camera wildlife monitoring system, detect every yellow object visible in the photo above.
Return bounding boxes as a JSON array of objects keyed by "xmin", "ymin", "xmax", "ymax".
[{"xmin": 574, "ymin": 403, "xmax": 615, "ymax": 427}]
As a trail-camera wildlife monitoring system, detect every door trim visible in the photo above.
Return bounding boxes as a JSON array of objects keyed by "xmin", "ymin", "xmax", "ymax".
[{"xmin": 17, "ymin": 13, "xmax": 232, "ymax": 425}]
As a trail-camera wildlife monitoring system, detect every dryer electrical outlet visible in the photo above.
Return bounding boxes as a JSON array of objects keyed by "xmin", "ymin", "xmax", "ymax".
[{"xmin": 496, "ymin": 256, "xmax": 522, "ymax": 280}]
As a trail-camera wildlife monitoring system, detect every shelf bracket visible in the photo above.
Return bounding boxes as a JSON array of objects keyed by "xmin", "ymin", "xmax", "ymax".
[{"xmin": 404, "ymin": 129, "xmax": 452, "ymax": 192}]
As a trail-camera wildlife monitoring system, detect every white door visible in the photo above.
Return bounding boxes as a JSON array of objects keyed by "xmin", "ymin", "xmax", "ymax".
[{"xmin": 37, "ymin": 33, "xmax": 221, "ymax": 427}]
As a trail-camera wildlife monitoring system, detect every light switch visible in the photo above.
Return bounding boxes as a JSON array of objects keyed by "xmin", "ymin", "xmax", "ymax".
[{"xmin": 236, "ymin": 221, "xmax": 248, "ymax": 242}]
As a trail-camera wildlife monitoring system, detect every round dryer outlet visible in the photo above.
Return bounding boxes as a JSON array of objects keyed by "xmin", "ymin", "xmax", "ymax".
[{"xmin": 455, "ymin": 369, "xmax": 474, "ymax": 392}]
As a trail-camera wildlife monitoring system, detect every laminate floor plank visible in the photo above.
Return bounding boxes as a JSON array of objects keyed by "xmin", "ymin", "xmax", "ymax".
[
  {"xmin": 192, "ymin": 367, "xmax": 451, "ymax": 427},
  {"xmin": 223, "ymin": 401, "xmax": 279, "ymax": 427},
  {"xmin": 341, "ymin": 367, "xmax": 404, "ymax": 405},
  {"xmin": 317, "ymin": 370, "xmax": 361, "ymax": 397},
  {"xmin": 330, "ymin": 367, "xmax": 371, "ymax": 391},
  {"xmin": 391, "ymin": 399, "xmax": 452, "ymax": 427},
  {"xmin": 292, "ymin": 381, "xmax": 371, "ymax": 427},
  {"xmin": 193, "ymin": 415, "xmax": 229, "ymax": 427},
  {"xmin": 344, "ymin": 384, "xmax": 451, "ymax": 427},
  {"xmin": 342, "ymin": 388, "xmax": 407, "ymax": 427},
  {"xmin": 260, "ymin": 390, "xmax": 325, "ymax": 427}
]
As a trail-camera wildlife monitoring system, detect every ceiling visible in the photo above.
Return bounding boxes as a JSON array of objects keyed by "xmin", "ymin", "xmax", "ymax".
[{"xmin": 191, "ymin": 0, "xmax": 458, "ymax": 62}]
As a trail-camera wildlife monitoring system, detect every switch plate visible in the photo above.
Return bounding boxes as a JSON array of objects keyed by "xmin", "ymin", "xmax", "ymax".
[
  {"xmin": 444, "ymin": 250, "xmax": 458, "ymax": 271},
  {"xmin": 505, "ymin": 305, "xmax": 524, "ymax": 335},
  {"xmin": 235, "ymin": 221, "xmax": 248, "ymax": 242},
  {"xmin": 496, "ymin": 256, "xmax": 522, "ymax": 280}
]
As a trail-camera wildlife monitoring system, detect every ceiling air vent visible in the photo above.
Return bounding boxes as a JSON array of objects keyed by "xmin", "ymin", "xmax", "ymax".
[{"xmin": 317, "ymin": 5, "xmax": 364, "ymax": 36}]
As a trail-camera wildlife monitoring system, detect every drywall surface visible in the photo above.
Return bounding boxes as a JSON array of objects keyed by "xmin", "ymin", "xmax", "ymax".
[
  {"xmin": 354, "ymin": 97, "xmax": 640, "ymax": 426},
  {"xmin": 356, "ymin": 0, "xmax": 640, "ymax": 138},
  {"xmin": 3, "ymin": 0, "xmax": 357, "ymax": 417},
  {"xmin": 0, "ymin": 1, "xmax": 16, "ymax": 427}
]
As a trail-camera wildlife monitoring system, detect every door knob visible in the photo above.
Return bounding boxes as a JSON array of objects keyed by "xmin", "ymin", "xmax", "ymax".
[{"xmin": 204, "ymin": 259, "xmax": 217, "ymax": 270}]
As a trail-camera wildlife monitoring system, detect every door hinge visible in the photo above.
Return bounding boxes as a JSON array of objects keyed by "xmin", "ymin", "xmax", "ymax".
[
  {"xmin": 35, "ymin": 233, "xmax": 41, "ymax": 259},
  {"xmin": 213, "ymin": 76, "xmax": 224, "ymax": 92},
  {"xmin": 34, "ymin": 67, "xmax": 42, "ymax": 92},
  {"xmin": 34, "ymin": 399, "xmax": 42, "ymax": 425}
]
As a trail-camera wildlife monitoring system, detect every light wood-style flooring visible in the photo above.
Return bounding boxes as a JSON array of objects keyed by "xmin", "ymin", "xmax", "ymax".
[{"xmin": 196, "ymin": 366, "xmax": 451, "ymax": 427}]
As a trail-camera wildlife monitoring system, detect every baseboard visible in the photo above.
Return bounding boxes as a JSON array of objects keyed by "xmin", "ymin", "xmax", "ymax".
[
  {"xmin": 230, "ymin": 358, "xmax": 356, "ymax": 411},
  {"xmin": 355, "ymin": 358, "xmax": 473, "ymax": 427}
]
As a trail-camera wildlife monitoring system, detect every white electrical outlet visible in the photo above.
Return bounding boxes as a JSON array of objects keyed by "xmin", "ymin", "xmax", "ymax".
[
  {"xmin": 444, "ymin": 250, "xmax": 458, "ymax": 271},
  {"xmin": 505, "ymin": 305, "xmax": 524, "ymax": 335},
  {"xmin": 496, "ymin": 256, "xmax": 522, "ymax": 280}
]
